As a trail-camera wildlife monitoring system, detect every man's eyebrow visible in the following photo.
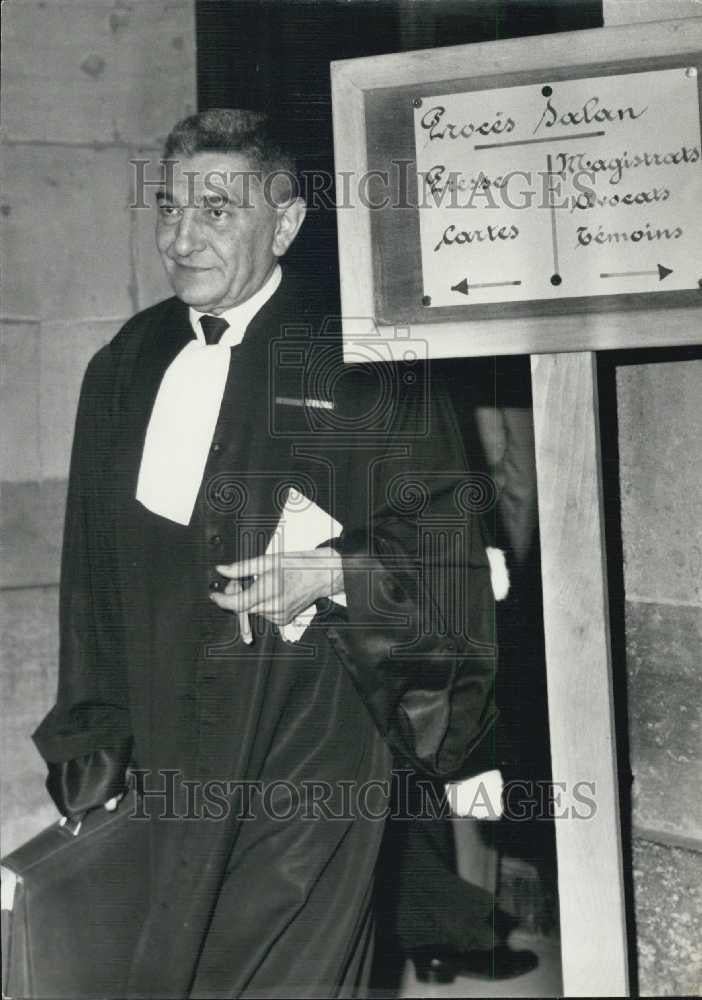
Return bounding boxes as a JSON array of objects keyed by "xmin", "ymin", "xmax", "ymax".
[
  {"xmin": 203, "ymin": 192, "xmax": 237, "ymax": 208},
  {"xmin": 155, "ymin": 190, "xmax": 237, "ymax": 208}
]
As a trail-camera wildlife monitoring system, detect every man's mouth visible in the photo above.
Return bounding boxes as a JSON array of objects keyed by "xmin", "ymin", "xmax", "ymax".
[{"xmin": 171, "ymin": 261, "xmax": 213, "ymax": 271}]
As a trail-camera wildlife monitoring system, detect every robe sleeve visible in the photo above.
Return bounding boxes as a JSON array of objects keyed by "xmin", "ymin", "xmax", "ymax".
[
  {"xmin": 326, "ymin": 367, "xmax": 498, "ymax": 781},
  {"xmin": 32, "ymin": 346, "xmax": 133, "ymax": 815}
]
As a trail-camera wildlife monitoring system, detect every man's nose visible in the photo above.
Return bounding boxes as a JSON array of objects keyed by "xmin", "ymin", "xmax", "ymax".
[{"xmin": 172, "ymin": 209, "xmax": 205, "ymax": 257}]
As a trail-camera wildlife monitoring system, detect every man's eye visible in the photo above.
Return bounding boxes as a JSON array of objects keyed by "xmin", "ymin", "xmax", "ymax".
[
  {"xmin": 158, "ymin": 204, "xmax": 180, "ymax": 219},
  {"xmin": 208, "ymin": 207, "xmax": 229, "ymax": 220}
]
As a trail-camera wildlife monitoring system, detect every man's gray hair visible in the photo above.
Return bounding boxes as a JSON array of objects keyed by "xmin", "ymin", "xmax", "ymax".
[{"xmin": 163, "ymin": 108, "xmax": 297, "ymax": 181}]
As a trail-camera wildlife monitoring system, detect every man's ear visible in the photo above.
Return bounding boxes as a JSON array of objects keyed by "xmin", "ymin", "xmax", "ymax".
[{"xmin": 272, "ymin": 197, "xmax": 307, "ymax": 257}]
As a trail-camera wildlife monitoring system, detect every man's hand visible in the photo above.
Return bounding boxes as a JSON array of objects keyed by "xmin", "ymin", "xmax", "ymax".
[{"xmin": 210, "ymin": 548, "xmax": 344, "ymax": 627}]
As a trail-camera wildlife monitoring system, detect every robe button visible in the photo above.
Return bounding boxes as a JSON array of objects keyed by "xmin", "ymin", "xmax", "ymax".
[
  {"xmin": 209, "ymin": 534, "xmax": 222, "ymax": 547},
  {"xmin": 211, "ymin": 441, "xmax": 222, "ymax": 454},
  {"xmin": 209, "ymin": 579, "xmax": 222, "ymax": 592}
]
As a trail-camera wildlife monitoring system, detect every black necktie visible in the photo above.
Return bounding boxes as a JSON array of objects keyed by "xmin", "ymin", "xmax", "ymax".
[{"xmin": 200, "ymin": 315, "xmax": 229, "ymax": 346}]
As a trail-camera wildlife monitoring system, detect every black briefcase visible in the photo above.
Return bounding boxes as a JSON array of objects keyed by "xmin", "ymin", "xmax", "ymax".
[{"xmin": 1, "ymin": 791, "xmax": 150, "ymax": 999}]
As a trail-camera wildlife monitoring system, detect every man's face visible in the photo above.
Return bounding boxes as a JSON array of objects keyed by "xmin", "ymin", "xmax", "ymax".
[{"xmin": 156, "ymin": 151, "xmax": 303, "ymax": 313}]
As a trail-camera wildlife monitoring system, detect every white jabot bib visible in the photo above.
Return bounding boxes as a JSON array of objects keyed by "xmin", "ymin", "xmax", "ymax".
[{"xmin": 135, "ymin": 265, "xmax": 282, "ymax": 525}]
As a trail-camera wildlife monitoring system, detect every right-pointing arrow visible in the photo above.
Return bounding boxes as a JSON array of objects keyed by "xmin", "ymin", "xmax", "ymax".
[{"xmin": 600, "ymin": 264, "xmax": 673, "ymax": 281}]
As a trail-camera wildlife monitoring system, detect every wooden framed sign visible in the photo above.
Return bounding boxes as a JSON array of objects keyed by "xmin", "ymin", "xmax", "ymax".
[{"xmin": 333, "ymin": 17, "xmax": 702, "ymax": 359}]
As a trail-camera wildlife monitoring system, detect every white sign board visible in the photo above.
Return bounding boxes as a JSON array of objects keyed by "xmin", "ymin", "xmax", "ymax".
[{"xmin": 413, "ymin": 67, "xmax": 701, "ymax": 307}]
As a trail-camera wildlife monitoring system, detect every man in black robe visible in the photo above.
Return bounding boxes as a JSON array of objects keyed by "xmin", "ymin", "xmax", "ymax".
[{"xmin": 32, "ymin": 109, "xmax": 497, "ymax": 998}]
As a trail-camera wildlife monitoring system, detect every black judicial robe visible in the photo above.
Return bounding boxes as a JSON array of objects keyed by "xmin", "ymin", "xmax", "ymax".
[{"xmin": 33, "ymin": 272, "xmax": 497, "ymax": 998}]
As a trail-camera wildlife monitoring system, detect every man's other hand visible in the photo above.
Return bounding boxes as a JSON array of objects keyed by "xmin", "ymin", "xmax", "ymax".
[{"xmin": 210, "ymin": 549, "xmax": 344, "ymax": 626}]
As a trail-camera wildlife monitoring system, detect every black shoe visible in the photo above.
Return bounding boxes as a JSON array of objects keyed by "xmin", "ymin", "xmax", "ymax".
[{"xmin": 411, "ymin": 944, "xmax": 539, "ymax": 983}]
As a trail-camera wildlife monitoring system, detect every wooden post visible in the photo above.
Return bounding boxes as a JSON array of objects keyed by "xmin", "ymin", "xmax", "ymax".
[{"xmin": 531, "ymin": 351, "xmax": 629, "ymax": 997}]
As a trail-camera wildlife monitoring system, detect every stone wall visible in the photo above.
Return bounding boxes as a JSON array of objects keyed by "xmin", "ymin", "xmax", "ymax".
[
  {"xmin": 1, "ymin": 0, "xmax": 196, "ymax": 854},
  {"xmin": 603, "ymin": 2, "xmax": 702, "ymax": 995},
  {"xmin": 617, "ymin": 360, "xmax": 702, "ymax": 996}
]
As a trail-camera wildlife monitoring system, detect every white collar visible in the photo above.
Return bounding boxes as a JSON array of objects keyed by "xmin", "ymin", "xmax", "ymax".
[{"xmin": 188, "ymin": 264, "xmax": 282, "ymax": 347}]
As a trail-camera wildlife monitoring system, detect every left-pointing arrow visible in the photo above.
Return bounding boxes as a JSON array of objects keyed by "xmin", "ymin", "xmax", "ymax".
[{"xmin": 451, "ymin": 277, "xmax": 522, "ymax": 296}]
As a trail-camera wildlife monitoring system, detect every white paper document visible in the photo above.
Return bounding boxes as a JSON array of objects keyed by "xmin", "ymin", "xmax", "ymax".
[{"xmin": 263, "ymin": 487, "xmax": 346, "ymax": 643}]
